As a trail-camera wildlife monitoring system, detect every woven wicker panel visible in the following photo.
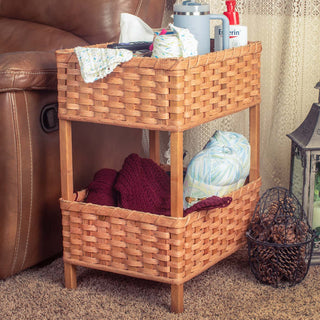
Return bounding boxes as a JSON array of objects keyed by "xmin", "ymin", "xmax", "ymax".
[
  {"xmin": 60, "ymin": 177, "xmax": 261, "ymax": 285},
  {"xmin": 56, "ymin": 42, "xmax": 261, "ymax": 131}
]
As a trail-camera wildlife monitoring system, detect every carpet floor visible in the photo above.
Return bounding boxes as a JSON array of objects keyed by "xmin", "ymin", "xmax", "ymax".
[{"xmin": 1, "ymin": 248, "xmax": 319, "ymax": 320}]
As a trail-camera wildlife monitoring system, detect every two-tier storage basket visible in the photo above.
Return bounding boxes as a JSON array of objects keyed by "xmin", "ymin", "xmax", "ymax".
[{"xmin": 57, "ymin": 41, "xmax": 262, "ymax": 313}]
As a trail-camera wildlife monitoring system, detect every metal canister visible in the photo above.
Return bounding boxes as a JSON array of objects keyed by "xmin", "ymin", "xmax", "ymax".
[{"xmin": 173, "ymin": 1, "xmax": 229, "ymax": 54}]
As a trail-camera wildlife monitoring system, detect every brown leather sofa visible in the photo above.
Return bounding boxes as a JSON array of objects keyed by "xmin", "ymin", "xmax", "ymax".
[{"xmin": 0, "ymin": 0, "xmax": 165, "ymax": 279}]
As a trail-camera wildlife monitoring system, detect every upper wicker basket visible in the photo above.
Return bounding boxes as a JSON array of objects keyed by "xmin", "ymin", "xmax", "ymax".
[{"xmin": 56, "ymin": 41, "xmax": 262, "ymax": 131}]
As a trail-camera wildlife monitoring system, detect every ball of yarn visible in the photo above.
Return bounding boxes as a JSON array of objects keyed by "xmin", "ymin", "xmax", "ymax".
[
  {"xmin": 152, "ymin": 34, "xmax": 182, "ymax": 58},
  {"xmin": 152, "ymin": 24, "xmax": 198, "ymax": 58}
]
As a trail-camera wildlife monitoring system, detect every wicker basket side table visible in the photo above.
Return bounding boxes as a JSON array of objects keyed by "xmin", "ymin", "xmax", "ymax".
[{"xmin": 57, "ymin": 42, "xmax": 262, "ymax": 313}]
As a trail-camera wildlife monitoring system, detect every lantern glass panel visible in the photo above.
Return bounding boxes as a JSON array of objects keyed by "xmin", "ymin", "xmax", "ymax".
[
  {"xmin": 313, "ymin": 160, "xmax": 320, "ymax": 229},
  {"xmin": 291, "ymin": 148, "xmax": 304, "ymax": 205}
]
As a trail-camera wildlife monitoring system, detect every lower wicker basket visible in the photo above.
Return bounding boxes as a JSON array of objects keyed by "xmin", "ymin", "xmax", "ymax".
[{"xmin": 60, "ymin": 177, "xmax": 261, "ymax": 285}]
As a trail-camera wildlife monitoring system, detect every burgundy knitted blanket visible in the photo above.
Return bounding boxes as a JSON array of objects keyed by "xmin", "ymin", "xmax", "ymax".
[
  {"xmin": 86, "ymin": 153, "xmax": 232, "ymax": 216},
  {"xmin": 86, "ymin": 168, "xmax": 118, "ymax": 206}
]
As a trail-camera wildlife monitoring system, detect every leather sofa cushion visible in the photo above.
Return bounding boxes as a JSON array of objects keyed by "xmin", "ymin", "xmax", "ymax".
[
  {"xmin": 0, "ymin": 18, "xmax": 88, "ymax": 54},
  {"xmin": 0, "ymin": 51, "xmax": 58, "ymax": 92},
  {"xmin": 0, "ymin": 0, "xmax": 165, "ymax": 44}
]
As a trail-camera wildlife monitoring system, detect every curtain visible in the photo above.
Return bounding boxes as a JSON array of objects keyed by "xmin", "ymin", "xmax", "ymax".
[{"xmin": 164, "ymin": 0, "xmax": 320, "ymax": 192}]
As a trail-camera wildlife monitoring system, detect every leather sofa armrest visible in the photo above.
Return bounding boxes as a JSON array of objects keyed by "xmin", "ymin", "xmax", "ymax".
[{"xmin": 0, "ymin": 51, "xmax": 57, "ymax": 92}]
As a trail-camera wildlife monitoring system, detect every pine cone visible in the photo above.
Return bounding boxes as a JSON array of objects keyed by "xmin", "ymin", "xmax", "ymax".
[
  {"xmin": 258, "ymin": 261, "xmax": 279, "ymax": 286},
  {"xmin": 276, "ymin": 247, "xmax": 300, "ymax": 280}
]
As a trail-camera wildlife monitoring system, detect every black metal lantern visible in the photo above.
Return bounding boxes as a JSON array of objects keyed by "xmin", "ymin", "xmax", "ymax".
[{"xmin": 287, "ymin": 81, "xmax": 320, "ymax": 264}]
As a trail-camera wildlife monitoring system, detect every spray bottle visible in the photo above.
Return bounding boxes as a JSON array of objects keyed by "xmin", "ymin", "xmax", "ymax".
[{"xmin": 214, "ymin": 0, "xmax": 247, "ymax": 51}]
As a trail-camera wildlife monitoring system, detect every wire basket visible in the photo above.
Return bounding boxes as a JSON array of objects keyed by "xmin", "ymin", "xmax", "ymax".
[{"xmin": 246, "ymin": 187, "xmax": 315, "ymax": 287}]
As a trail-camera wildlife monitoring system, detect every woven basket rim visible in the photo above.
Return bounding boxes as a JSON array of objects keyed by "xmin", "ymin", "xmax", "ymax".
[
  {"xmin": 56, "ymin": 41, "xmax": 262, "ymax": 71},
  {"xmin": 60, "ymin": 177, "xmax": 261, "ymax": 228}
]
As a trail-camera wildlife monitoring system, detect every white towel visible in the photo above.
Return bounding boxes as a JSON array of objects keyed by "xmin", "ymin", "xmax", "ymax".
[{"xmin": 183, "ymin": 131, "xmax": 250, "ymax": 209}]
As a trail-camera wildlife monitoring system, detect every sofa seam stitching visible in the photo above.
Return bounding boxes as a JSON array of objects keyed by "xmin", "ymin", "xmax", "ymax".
[
  {"xmin": 9, "ymin": 90, "xmax": 23, "ymax": 274},
  {"xmin": 20, "ymin": 91, "xmax": 33, "ymax": 269}
]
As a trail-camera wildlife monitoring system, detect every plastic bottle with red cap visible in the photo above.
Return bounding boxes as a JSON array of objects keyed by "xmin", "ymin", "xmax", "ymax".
[{"xmin": 214, "ymin": 0, "xmax": 247, "ymax": 51}]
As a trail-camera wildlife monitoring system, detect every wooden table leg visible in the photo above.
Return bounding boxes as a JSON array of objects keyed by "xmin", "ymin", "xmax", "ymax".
[
  {"xmin": 171, "ymin": 284, "xmax": 184, "ymax": 313},
  {"xmin": 170, "ymin": 131, "xmax": 184, "ymax": 313},
  {"xmin": 249, "ymin": 104, "xmax": 260, "ymax": 181},
  {"xmin": 149, "ymin": 130, "xmax": 160, "ymax": 164},
  {"xmin": 64, "ymin": 262, "xmax": 77, "ymax": 289},
  {"xmin": 170, "ymin": 131, "xmax": 184, "ymax": 217},
  {"xmin": 59, "ymin": 119, "xmax": 77, "ymax": 289}
]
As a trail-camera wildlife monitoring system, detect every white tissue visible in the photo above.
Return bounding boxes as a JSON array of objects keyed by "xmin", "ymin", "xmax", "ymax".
[{"xmin": 119, "ymin": 13, "xmax": 154, "ymax": 42}]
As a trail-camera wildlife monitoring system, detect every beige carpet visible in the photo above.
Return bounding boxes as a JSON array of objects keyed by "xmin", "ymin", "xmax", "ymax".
[{"xmin": 1, "ymin": 248, "xmax": 319, "ymax": 320}]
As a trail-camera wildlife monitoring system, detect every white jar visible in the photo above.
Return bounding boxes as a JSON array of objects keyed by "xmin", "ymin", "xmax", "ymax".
[{"xmin": 214, "ymin": 24, "xmax": 247, "ymax": 51}]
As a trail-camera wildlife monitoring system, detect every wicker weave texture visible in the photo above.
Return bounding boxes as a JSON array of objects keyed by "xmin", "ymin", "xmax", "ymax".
[
  {"xmin": 60, "ymin": 177, "xmax": 261, "ymax": 285},
  {"xmin": 56, "ymin": 42, "xmax": 261, "ymax": 131}
]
